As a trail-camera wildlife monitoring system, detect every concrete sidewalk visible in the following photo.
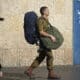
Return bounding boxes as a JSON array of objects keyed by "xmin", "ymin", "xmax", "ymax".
[{"xmin": 0, "ymin": 65, "xmax": 80, "ymax": 80}]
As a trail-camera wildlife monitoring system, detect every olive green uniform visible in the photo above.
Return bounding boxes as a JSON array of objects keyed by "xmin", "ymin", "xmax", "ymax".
[{"xmin": 30, "ymin": 17, "xmax": 54, "ymax": 70}]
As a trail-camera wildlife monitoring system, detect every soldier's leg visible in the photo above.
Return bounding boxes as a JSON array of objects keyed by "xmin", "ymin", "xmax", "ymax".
[
  {"xmin": 30, "ymin": 50, "xmax": 46, "ymax": 68},
  {"xmin": 46, "ymin": 50, "xmax": 60, "ymax": 79},
  {"xmin": 46, "ymin": 50, "xmax": 54, "ymax": 70},
  {"xmin": 25, "ymin": 50, "xmax": 46, "ymax": 77}
]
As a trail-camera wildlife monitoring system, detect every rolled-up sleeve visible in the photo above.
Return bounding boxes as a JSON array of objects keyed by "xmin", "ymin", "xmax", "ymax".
[{"xmin": 37, "ymin": 18, "xmax": 45, "ymax": 32}]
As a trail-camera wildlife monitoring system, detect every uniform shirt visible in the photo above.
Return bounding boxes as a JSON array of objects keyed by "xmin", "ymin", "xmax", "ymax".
[
  {"xmin": 37, "ymin": 17, "xmax": 51, "ymax": 51},
  {"xmin": 37, "ymin": 17, "xmax": 50, "ymax": 33}
]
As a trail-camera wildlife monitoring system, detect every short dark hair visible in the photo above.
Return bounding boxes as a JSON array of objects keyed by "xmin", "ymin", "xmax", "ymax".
[{"xmin": 40, "ymin": 6, "xmax": 48, "ymax": 15}]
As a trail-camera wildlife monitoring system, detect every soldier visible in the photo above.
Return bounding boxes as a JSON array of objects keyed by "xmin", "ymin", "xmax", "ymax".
[{"xmin": 25, "ymin": 6, "xmax": 60, "ymax": 79}]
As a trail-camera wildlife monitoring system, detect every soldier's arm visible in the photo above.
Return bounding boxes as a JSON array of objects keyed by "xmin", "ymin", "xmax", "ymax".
[
  {"xmin": 39, "ymin": 30, "xmax": 51, "ymax": 38},
  {"xmin": 40, "ymin": 30, "xmax": 56, "ymax": 42},
  {"xmin": 37, "ymin": 18, "xmax": 56, "ymax": 42}
]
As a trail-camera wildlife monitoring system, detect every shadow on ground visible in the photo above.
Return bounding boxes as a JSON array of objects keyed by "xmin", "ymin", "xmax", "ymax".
[{"xmin": 0, "ymin": 65, "xmax": 80, "ymax": 80}]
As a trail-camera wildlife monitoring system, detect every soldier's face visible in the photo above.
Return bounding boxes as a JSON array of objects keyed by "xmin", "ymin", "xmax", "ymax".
[{"xmin": 44, "ymin": 8, "xmax": 49, "ymax": 16}]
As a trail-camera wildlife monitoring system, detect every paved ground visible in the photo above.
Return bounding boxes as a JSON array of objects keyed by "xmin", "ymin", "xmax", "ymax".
[{"xmin": 0, "ymin": 65, "xmax": 80, "ymax": 80}]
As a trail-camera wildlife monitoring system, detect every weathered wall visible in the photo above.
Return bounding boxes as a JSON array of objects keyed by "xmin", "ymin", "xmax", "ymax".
[{"xmin": 0, "ymin": 0, "xmax": 73, "ymax": 67}]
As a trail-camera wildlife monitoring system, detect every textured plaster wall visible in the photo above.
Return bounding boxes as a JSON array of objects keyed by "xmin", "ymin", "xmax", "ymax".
[{"xmin": 0, "ymin": 0, "xmax": 73, "ymax": 67}]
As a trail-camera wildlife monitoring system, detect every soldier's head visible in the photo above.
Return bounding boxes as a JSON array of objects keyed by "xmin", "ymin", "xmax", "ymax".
[{"xmin": 40, "ymin": 6, "xmax": 49, "ymax": 16}]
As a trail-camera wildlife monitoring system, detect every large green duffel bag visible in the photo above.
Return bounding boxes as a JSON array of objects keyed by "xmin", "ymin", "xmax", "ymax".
[{"xmin": 40, "ymin": 25, "xmax": 64, "ymax": 49}]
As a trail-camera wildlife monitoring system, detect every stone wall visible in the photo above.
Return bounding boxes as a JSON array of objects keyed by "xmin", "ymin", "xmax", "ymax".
[{"xmin": 0, "ymin": 0, "xmax": 73, "ymax": 67}]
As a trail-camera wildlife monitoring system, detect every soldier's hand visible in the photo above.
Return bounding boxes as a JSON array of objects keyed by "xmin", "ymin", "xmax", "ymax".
[{"xmin": 50, "ymin": 35, "xmax": 56, "ymax": 42}]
